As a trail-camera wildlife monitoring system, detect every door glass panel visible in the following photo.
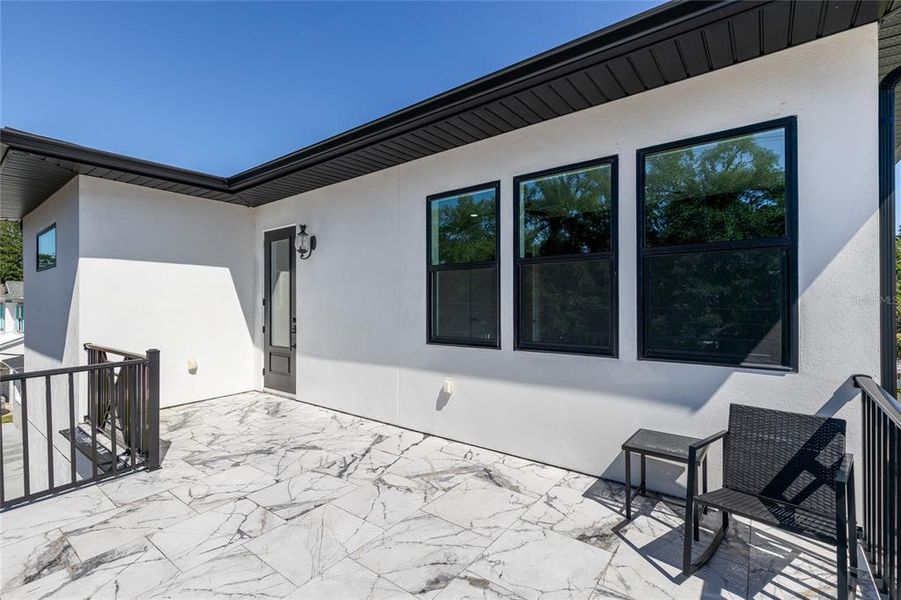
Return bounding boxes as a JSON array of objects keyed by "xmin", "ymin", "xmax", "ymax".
[{"xmin": 270, "ymin": 239, "xmax": 291, "ymax": 348}]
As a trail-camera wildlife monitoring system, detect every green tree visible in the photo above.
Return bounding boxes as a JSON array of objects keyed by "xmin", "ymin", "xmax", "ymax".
[{"xmin": 0, "ymin": 221, "xmax": 23, "ymax": 282}]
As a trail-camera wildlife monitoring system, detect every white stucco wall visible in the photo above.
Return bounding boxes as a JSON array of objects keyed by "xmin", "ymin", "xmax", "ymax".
[
  {"xmin": 21, "ymin": 178, "xmax": 81, "ymax": 491},
  {"xmin": 77, "ymin": 177, "xmax": 257, "ymax": 408},
  {"xmin": 252, "ymin": 25, "xmax": 881, "ymax": 493}
]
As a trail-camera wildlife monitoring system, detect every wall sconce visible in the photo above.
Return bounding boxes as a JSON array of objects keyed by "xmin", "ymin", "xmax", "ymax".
[{"xmin": 295, "ymin": 224, "xmax": 317, "ymax": 260}]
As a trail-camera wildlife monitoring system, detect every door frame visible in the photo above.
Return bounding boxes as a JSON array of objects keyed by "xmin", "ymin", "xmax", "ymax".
[{"xmin": 263, "ymin": 224, "xmax": 297, "ymax": 395}]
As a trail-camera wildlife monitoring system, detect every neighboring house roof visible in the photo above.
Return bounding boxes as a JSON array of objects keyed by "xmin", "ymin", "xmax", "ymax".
[
  {"xmin": 1, "ymin": 0, "xmax": 896, "ymax": 219},
  {"xmin": 0, "ymin": 355, "xmax": 24, "ymax": 373},
  {"xmin": 0, "ymin": 281, "xmax": 23, "ymax": 303}
]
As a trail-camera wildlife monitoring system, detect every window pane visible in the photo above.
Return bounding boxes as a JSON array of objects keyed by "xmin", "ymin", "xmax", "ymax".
[
  {"xmin": 644, "ymin": 128, "xmax": 786, "ymax": 247},
  {"xmin": 37, "ymin": 225, "xmax": 57, "ymax": 269},
  {"xmin": 520, "ymin": 259, "xmax": 613, "ymax": 350},
  {"xmin": 431, "ymin": 267, "xmax": 497, "ymax": 343},
  {"xmin": 645, "ymin": 247, "xmax": 786, "ymax": 365},
  {"xmin": 519, "ymin": 164, "xmax": 613, "ymax": 258},
  {"xmin": 430, "ymin": 188, "xmax": 496, "ymax": 265},
  {"xmin": 270, "ymin": 239, "xmax": 291, "ymax": 348}
]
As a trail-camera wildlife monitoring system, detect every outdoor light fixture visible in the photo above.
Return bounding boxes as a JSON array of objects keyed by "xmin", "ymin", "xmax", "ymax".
[{"xmin": 295, "ymin": 224, "xmax": 316, "ymax": 260}]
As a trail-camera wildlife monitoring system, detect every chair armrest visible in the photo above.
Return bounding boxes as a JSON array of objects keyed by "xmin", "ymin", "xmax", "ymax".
[
  {"xmin": 689, "ymin": 430, "xmax": 728, "ymax": 461},
  {"xmin": 835, "ymin": 453, "xmax": 854, "ymax": 486}
]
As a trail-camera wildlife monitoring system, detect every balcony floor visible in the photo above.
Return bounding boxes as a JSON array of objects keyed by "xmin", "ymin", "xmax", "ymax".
[{"xmin": 0, "ymin": 391, "xmax": 880, "ymax": 599}]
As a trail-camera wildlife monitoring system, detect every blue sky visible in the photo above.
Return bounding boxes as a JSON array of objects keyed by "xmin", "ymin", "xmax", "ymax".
[{"xmin": 1, "ymin": 1, "xmax": 662, "ymax": 175}]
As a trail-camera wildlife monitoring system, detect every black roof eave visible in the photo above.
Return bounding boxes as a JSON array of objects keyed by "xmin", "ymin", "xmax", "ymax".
[{"xmin": 2, "ymin": 0, "xmax": 895, "ymax": 219}]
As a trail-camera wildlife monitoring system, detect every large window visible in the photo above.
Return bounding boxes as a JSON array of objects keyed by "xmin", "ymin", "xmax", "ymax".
[
  {"xmin": 638, "ymin": 118, "xmax": 796, "ymax": 369},
  {"xmin": 514, "ymin": 157, "xmax": 618, "ymax": 355},
  {"xmin": 15, "ymin": 304, "xmax": 24, "ymax": 333},
  {"xmin": 427, "ymin": 182, "xmax": 500, "ymax": 347},
  {"xmin": 37, "ymin": 223, "xmax": 56, "ymax": 271}
]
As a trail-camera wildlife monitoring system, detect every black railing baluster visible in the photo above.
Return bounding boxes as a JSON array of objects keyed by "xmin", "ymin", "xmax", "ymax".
[
  {"xmin": 878, "ymin": 410, "xmax": 884, "ymax": 583},
  {"xmin": 130, "ymin": 365, "xmax": 137, "ymax": 468},
  {"xmin": 21, "ymin": 378, "xmax": 29, "ymax": 497},
  {"xmin": 109, "ymin": 367, "xmax": 117, "ymax": 476},
  {"xmin": 0, "ymin": 399, "xmax": 5, "ymax": 507},
  {"xmin": 68, "ymin": 372, "xmax": 76, "ymax": 485},
  {"xmin": 863, "ymin": 393, "xmax": 870, "ymax": 555},
  {"xmin": 147, "ymin": 349, "xmax": 160, "ymax": 471},
  {"xmin": 45, "ymin": 375, "xmax": 53, "ymax": 492},
  {"xmin": 91, "ymin": 365, "xmax": 98, "ymax": 479},
  {"xmin": 889, "ymin": 424, "xmax": 897, "ymax": 594}
]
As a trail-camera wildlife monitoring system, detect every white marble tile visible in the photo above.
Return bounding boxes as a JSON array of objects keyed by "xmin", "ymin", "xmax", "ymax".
[
  {"xmin": 373, "ymin": 430, "xmax": 456, "ymax": 460},
  {"xmin": 439, "ymin": 441, "xmax": 504, "ymax": 466},
  {"xmin": 97, "ymin": 459, "xmax": 208, "ymax": 505},
  {"xmin": 285, "ymin": 557, "xmax": 415, "ymax": 600},
  {"xmin": 521, "ymin": 480, "xmax": 624, "ymax": 551},
  {"xmin": 477, "ymin": 456, "xmax": 567, "ymax": 499},
  {"xmin": 316, "ymin": 447, "xmax": 408, "ymax": 483},
  {"xmin": 169, "ymin": 464, "xmax": 277, "ymax": 512},
  {"xmin": 432, "ymin": 572, "xmax": 527, "ymax": 600},
  {"xmin": 746, "ymin": 523, "xmax": 876, "ymax": 600},
  {"xmin": 595, "ymin": 510, "xmax": 750, "ymax": 600},
  {"xmin": 62, "ymin": 491, "xmax": 195, "ymax": 560},
  {"xmin": 353, "ymin": 511, "xmax": 493, "ymax": 597},
  {"xmin": 0, "ymin": 486, "xmax": 117, "ymax": 547},
  {"xmin": 0, "ymin": 529, "xmax": 78, "ymax": 592},
  {"xmin": 2, "ymin": 392, "xmax": 886, "ymax": 600},
  {"xmin": 467, "ymin": 520, "xmax": 613, "ymax": 600},
  {"xmin": 150, "ymin": 497, "xmax": 284, "ymax": 571},
  {"xmin": 143, "ymin": 549, "xmax": 297, "ymax": 599},
  {"xmin": 244, "ymin": 504, "xmax": 383, "ymax": 586},
  {"xmin": 6, "ymin": 538, "xmax": 178, "ymax": 600},
  {"xmin": 246, "ymin": 470, "xmax": 358, "ymax": 520},
  {"xmin": 242, "ymin": 439, "xmax": 336, "ymax": 480},
  {"xmin": 423, "ymin": 476, "xmax": 536, "ymax": 539},
  {"xmin": 333, "ymin": 472, "xmax": 444, "ymax": 529},
  {"xmin": 387, "ymin": 453, "xmax": 483, "ymax": 492}
]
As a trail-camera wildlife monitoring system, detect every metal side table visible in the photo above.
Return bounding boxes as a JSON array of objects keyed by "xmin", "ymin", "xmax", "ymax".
[{"xmin": 621, "ymin": 428, "xmax": 709, "ymax": 520}]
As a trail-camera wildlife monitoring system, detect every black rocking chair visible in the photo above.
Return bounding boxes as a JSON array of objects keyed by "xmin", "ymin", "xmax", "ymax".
[{"xmin": 682, "ymin": 404, "xmax": 857, "ymax": 600}]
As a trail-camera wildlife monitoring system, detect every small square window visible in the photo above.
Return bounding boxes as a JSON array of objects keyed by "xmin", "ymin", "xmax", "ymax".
[{"xmin": 37, "ymin": 224, "xmax": 56, "ymax": 271}]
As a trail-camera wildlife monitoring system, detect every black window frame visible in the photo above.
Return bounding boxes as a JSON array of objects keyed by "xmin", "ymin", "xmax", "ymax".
[
  {"xmin": 513, "ymin": 156, "xmax": 619, "ymax": 357},
  {"xmin": 636, "ymin": 116, "xmax": 798, "ymax": 371},
  {"xmin": 426, "ymin": 181, "xmax": 501, "ymax": 349},
  {"xmin": 36, "ymin": 223, "xmax": 57, "ymax": 272}
]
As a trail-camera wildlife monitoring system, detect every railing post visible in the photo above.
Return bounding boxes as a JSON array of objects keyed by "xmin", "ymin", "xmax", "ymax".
[{"xmin": 146, "ymin": 348, "xmax": 161, "ymax": 471}]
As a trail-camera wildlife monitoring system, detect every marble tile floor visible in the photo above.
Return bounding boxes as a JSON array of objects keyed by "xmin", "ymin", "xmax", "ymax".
[{"xmin": 0, "ymin": 391, "xmax": 880, "ymax": 600}]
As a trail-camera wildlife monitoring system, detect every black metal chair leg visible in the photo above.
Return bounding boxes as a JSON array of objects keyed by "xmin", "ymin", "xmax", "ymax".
[
  {"xmin": 836, "ymin": 489, "xmax": 849, "ymax": 600},
  {"xmin": 836, "ymin": 540, "xmax": 849, "ymax": 600},
  {"xmin": 625, "ymin": 450, "xmax": 632, "ymax": 520},
  {"xmin": 693, "ymin": 503, "xmax": 700, "ymax": 541},
  {"xmin": 701, "ymin": 457, "xmax": 709, "ymax": 515},
  {"xmin": 685, "ymin": 508, "xmax": 728, "ymax": 577}
]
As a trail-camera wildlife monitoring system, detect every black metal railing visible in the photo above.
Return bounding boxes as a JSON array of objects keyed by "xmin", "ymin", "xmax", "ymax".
[
  {"xmin": 0, "ymin": 345, "xmax": 159, "ymax": 509},
  {"xmin": 854, "ymin": 374, "xmax": 901, "ymax": 599}
]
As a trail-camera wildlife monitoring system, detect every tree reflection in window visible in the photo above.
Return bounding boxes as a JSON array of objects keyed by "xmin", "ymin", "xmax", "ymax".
[
  {"xmin": 515, "ymin": 158, "xmax": 617, "ymax": 355},
  {"xmin": 639, "ymin": 121, "xmax": 794, "ymax": 368},
  {"xmin": 428, "ymin": 184, "xmax": 499, "ymax": 347},
  {"xmin": 644, "ymin": 129, "xmax": 785, "ymax": 247}
]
